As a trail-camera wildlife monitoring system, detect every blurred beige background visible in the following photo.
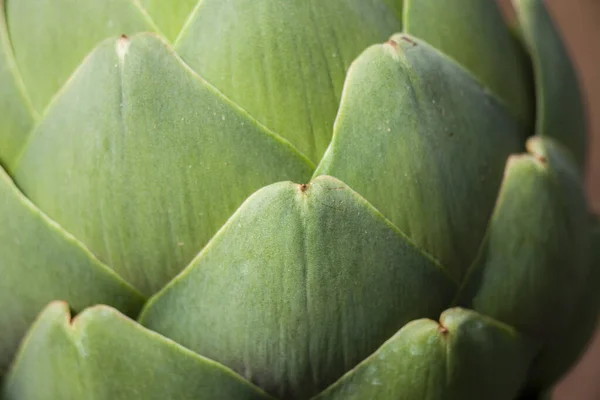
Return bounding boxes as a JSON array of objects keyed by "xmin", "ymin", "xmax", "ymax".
[
  {"xmin": 546, "ymin": 1, "xmax": 600, "ymax": 399},
  {"xmin": 498, "ymin": 0, "xmax": 600, "ymax": 398}
]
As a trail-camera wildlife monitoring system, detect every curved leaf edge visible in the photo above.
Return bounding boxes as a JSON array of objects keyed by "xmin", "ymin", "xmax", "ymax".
[
  {"xmin": 313, "ymin": 306, "xmax": 539, "ymax": 399},
  {"xmin": 0, "ymin": 0, "xmax": 39, "ymax": 172},
  {"xmin": 511, "ymin": 0, "xmax": 587, "ymax": 168},
  {"xmin": 172, "ymin": 0, "xmax": 204, "ymax": 46},
  {"xmin": 11, "ymin": 32, "xmax": 316, "ymax": 173},
  {"xmin": 0, "ymin": 0, "xmax": 37, "ymax": 121},
  {"xmin": 523, "ymin": 214, "xmax": 600, "ymax": 391},
  {"xmin": 3, "ymin": 301, "xmax": 276, "ymax": 399},
  {"xmin": 315, "ymin": 32, "xmax": 527, "ymax": 288},
  {"xmin": 321, "ymin": 33, "xmax": 530, "ymax": 164},
  {"xmin": 389, "ymin": 31, "xmax": 532, "ymax": 129},
  {"xmin": 0, "ymin": 165, "xmax": 145, "ymax": 304},
  {"xmin": 139, "ymin": 174, "xmax": 459, "ymax": 325},
  {"xmin": 402, "ymin": 0, "xmax": 535, "ymax": 128},
  {"xmin": 453, "ymin": 134, "xmax": 587, "ymax": 305}
]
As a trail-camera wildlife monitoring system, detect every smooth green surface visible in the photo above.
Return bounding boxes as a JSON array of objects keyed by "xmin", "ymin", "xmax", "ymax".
[
  {"xmin": 513, "ymin": 0, "xmax": 587, "ymax": 167},
  {"xmin": 315, "ymin": 308, "xmax": 537, "ymax": 400},
  {"xmin": 5, "ymin": 0, "xmax": 155, "ymax": 112},
  {"xmin": 464, "ymin": 137, "xmax": 589, "ymax": 342},
  {"xmin": 140, "ymin": 0, "xmax": 197, "ymax": 41},
  {"xmin": 0, "ymin": 166, "xmax": 144, "ymax": 374},
  {"xmin": 3, "ymin": 302, "xmax": 274, "ymax": 400},
  {"xmin": 0, "ymin": 1, "xmax": 596, "ymax": 398},
  {"xmin": 140, "ymin": 176, "xmax": 457, "ymax": 399},
  {"xmin": 315, "ymin": 34, "xmax": 523, "ymax": 282},
  {"xmin": 175, "ymin": 0, "xmax": 402, "ymax": 163},
  {"xmin": 404, "ymin": 0, "xmax": 533, "ymax": 124},
  {"xmin": 0, "ymin": 0, "xmax": 36, "ymax": 170},
  {"xmin": 13, "ymin": 34, "xmax": 313, "ymax": 296},
  {"xmin": 382, "ymin": 0, "xmax": 403, "ymax": 20},
  {"xmin": 525, "ymin": 215, "xmax": 600, "ymax": 390}
]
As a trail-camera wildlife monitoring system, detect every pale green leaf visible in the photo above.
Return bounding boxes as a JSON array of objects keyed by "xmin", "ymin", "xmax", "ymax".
[
  {"xmin": 513, "ymin": 0, "xmax": 587, "ymax": 167},
  {"xmin": 3, "ymin": 302, "xmax": 274, "ymax": 400},
  {"xmin": 0, "ymin": 166, "xmax": 144, "ymax": 374},
  {"xmin": 404, "ymin": 0, "xmax": 534, "ymax": 124},
  {"xmin": 315, "ymin": 308, "xmax": 537, "ymax": 400},
  {"xmin": 5, "ymin": 0, "xmax": 155, "ymax": 112},
  {"xmin": 463, "ymin": 137, "xmax": 589, "ymax": 342},
  {"xmin": 139, "ymin": 175, "xmax": 457, "ymax": 399},
  {"xmin": 13, "ymin": 34, "xmax": 313, "ymax": 296},
  {"xmin": 175, "ymin": 0, "xmax": 402, "ymax": 163},
  {"xmin": 0, "ymin": 0, "xmax": 36, "ymax": 170},
  {"xmin": 139, "ymin": 0, "xmax": 198, "ymax": 42},
  {"xmin": 315, "ymin": 34, "xmax": 524, "ymax": 282}
]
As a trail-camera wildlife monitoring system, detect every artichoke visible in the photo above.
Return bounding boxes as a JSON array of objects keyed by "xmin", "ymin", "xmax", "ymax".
[{"xmin": 0, "ymin": 0, "xmax": 598, "ymax": 399}]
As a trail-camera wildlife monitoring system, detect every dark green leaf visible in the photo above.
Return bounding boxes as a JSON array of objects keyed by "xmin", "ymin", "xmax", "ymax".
[
  {"xmin": 463, "ymin": 137, "xmax": 589, "ymax": 342},
  {"xmin": 525, "ymin": 215, "xmax": 600, "ymax": 389},
  {"xmin": 513, "ymin": 0, "xmax": 587, "ymax": 167}
]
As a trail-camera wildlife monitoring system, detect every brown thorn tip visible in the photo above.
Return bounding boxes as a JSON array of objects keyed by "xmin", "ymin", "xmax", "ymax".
[
  {"xmin": 534, "ymin": 154, "xmax": 547, "ymax": 164},
  {"xmin": 386, "ymin": 39, "xmax": 398, "ymax": 50},
  {"xmin": 439, "ymin": 325, "xmax": 449, "ymax": 335},
  {"xmin": 299, "ymin": 184, "xmax": 309, "ymax": 192}
]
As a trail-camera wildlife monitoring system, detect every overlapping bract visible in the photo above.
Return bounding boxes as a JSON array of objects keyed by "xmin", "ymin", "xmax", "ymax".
[{"xmin": 0, "ymin": 0, "xmax": 597, "ymax": 399}]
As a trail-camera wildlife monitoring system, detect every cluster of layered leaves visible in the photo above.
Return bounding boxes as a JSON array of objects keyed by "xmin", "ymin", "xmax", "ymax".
[{"xmin": 0, "ymin": 0, "xmax": 598, "ymax": 399}]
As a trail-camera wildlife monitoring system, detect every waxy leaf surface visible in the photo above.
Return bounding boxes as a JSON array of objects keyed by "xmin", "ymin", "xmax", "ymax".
[
  {"xmin": 404, "ymin": 0, "xmax": 533, "ymax": 124},
  {"xmin": 524, "ymin": 215, "xmax": 600, "ymax": 390},
  {"xmin": 13, "ymin": 34, "xmax": 313, "ymax": 296},
  {"xmin": 175, "ymin": 0, "xmax": 402, "ymax": 162},
  {"xmin": 3, "ymin": 302, "xmax": 273, "ymax": 400},
  {"xmin": 316, "ymin": 34, "xmax": 523, "ymax": 282},
  {"xmin": 0, "ymin": 0, "xmax": 36, "ymax": 169},
  {"xmin": 0, "ymin": 167, "xmax": 144, "ymax": 373},
  {"xmin": 140, "ymin": 176, "xmax": 457, "ymax": 399},
  {"xmin": 5, "ymin": 0, "xmax": 155, "ymax": 112},
  {"xmin": 513, "ymin": 0, "xmax": 587, "ymax": 166},
  {"xmin": 139, "ymin": 0, "xmax": 198, "ymax": 41},
  {"xmin": 464, "ymin": 137, "xmax": 589, "ymax": 342},
  {"xmin": 315, "ymin": 308, "xmax": 537, "ymax": 400}
]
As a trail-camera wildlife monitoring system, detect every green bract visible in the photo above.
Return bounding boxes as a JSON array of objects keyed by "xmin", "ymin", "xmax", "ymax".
[{"xmin": 0, "ymin": 0, "xmax": 597, "ymax": 399}]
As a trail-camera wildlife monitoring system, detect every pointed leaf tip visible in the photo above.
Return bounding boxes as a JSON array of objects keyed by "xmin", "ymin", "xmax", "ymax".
[
  {"xmin": 512, "ymin": 0, "xmax": 587, "ymax": 167},
  {"xmin": 404, "ymin": 0, "xmax": 534, "ymax": 124},
  {"xmin": 4, "ymin": 302, "xmax": 274, "ymax": 400},
  {"xmin": 14, "ymin": 33, "xmax": 313, "ymax": 296},
  {"xmin": 174, "ymin": 0, "xmax": 402, "ymax": 163},
  {"xmin": 316, "ymin": 308, "xmax": 537, "ymax": 400},
  {"xmin": 464, "ymin": 136, "xmax": 588, "ymax": 343},
  {"xmin": 0, "ymin": 165, "xmax": 144, "ymax": 373},
  {"xmin": 316, "ymin": 33, "xmax": 524, "ymax": 283},
  {"xmin": 5, "ymin": 0, "xmax": 155, "ymax": 112},
  {"xmin": 116, "ymin": 35, "xmax": 131, "ymax": 61},
  {"xmin": 140, "ymin": 175, "xmax": 456, "ymax": 399}
]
